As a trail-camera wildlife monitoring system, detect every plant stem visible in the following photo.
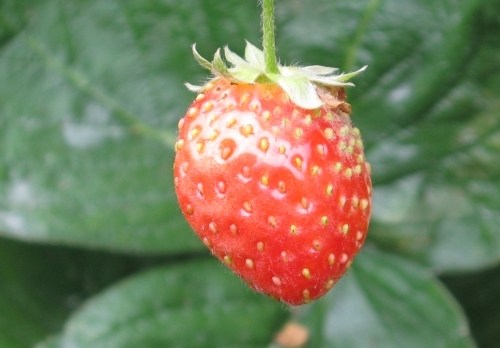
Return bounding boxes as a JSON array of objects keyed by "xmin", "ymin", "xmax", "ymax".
[{"xmin": 261, "ymin": 0, "xmax": 280, "ymax": 74}]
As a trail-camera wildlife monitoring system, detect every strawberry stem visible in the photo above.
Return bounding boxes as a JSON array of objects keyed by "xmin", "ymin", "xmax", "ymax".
[{"xmin": 261, "ymin": 0, "xmax": 280, "ymax": 74}]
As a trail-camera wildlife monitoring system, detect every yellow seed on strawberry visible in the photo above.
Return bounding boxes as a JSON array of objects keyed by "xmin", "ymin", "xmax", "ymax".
[{"xmin": 246, "ymin": 259, "xmax": 255, "ymax": 269}]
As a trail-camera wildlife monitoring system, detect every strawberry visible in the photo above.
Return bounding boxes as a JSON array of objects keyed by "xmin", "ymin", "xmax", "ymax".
[{"xmin": 174, "ymin": 42, "xmax": 371, "ymax": 305}]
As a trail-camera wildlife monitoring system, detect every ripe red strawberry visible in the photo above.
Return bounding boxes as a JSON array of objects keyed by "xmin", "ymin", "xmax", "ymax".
[{"xmin": 174, "ymin": 43, "xmax": 371, "ymax": 305}]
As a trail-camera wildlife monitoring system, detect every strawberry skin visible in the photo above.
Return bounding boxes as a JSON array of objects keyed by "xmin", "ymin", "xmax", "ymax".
[{"xmin": 174, "ymin": 77, "xmax": 371, "ymax": 305}]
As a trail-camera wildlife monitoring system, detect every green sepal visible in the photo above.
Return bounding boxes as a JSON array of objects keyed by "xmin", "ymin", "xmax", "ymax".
[
  {"xmin": 184, "ymin": 83, "xmax": 204, "ymax": 92},
  {"xmin": 191, "ymin": 44, "xmax": 212, "ymax": 71},
  {"xmin": 334, "ymin": 65, "xmax": 368, "ymax": 82},
  {"xmin": 223, "ymin": 46, "xmax": 248, "ymax": 67},
  {"xmin": 275, "ymin": 74, "xmax": 323, "ymax": 109},
  {"xmin": 244, "ymin": 40, "xmax": 266, "ymax": 70},
  {"xmin": 300, "ymin": 65, "xmax": 339, "ymax": 75},
  {"xmin": 224, "ymin": 45, "xmax": 264, "ymax": 83},
  {"xmin": 230, "ymin": 68, "xmax": 262, "ymax": 84},
  {"xmin": 212, "ymin": 48, "xmax": 231, "ymax": 79},
  {"xmin": 188, "ymin": 41, "xmax": 366, "ymax": 109}
]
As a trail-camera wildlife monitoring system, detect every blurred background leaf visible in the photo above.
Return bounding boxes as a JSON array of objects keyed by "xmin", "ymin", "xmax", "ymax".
[
  {"xmin": 0, "ymin": 236, "xmax": 168, "ymax": 347},
  {"xmin": 1, "ymin": 0, "xmax": 499, "ymax": 347},
  {"xmin": 45, "ymin": 259, "xmax": 288, "ymax": 348},
  {"xmin": 443, "ymin": 264, "xmax": 500, "ymax": 348},
  {"xmin": 299, "ymin": 247, "xmax": 475, "ymax": 348}
]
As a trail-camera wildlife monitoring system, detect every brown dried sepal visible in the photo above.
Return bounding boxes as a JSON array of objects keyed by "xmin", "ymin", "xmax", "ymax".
[{"xmin": 316, "ymin": 85, "xmax": 352, "ymax": 114}]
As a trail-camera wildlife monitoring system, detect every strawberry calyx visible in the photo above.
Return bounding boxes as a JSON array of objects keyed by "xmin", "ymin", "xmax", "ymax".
[{"xmin": 186, "ymin": 41, "xmax": 367, "ymax": 109}]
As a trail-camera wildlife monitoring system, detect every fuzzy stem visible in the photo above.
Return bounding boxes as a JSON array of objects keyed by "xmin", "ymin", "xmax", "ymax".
[{"xmin": 261, "ymin": 0, "xmax": 280, "ymax": 74}]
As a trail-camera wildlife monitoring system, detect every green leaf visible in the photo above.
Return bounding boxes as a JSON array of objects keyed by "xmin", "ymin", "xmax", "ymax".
[
  {"xmin": 0, "ymin": 236, "xmax": 162, "ymax": 347},
  {"xmin": 51, "ymin": 259, "xmax": 287, "ymax": 348},
  {"xmin": 35, "ymin": 335, "xmax": 63, "ymax": 348},
  {"xmin": 0, "ymin": 238, "xmax": 70, "ymax": 347},
  {"xmin": 0, "ymin": 0, "xmax": 208, "ymax": 253},
  {"xmin": 367, "ymin": 81, "xmax": 500, "ymax": 272},
  {"xmin": 299, "ymin": 247, "xmax": 476, "ymax": 348}
]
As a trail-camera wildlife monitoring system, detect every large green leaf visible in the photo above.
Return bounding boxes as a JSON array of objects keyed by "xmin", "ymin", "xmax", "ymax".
[
  {"xmin": 0, "ymin": 0, "xmax": 185, "ymax": 252},
  {"xmin": 43, "ymin": 259, "xmax": 287, "ymax": 348},
  {"xmin": 298, "ymin": 247, "xmax": 476, "ymax": 348},
  {"xmin": 35, "ymin": 336, "xmax": 62, "ymax": 348},
  {"xmin": 0, "ymin": 236, "xmax": 166, "ymax": 347},
  {"xmin": 0, "ymin": 237, "xmax": 79, "ymax": 348}
]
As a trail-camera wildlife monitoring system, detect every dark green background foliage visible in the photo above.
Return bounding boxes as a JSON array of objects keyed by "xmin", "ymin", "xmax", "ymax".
[{"xmin": 1, "ymin": 0, "xmax": 499, "ymax": 347}]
